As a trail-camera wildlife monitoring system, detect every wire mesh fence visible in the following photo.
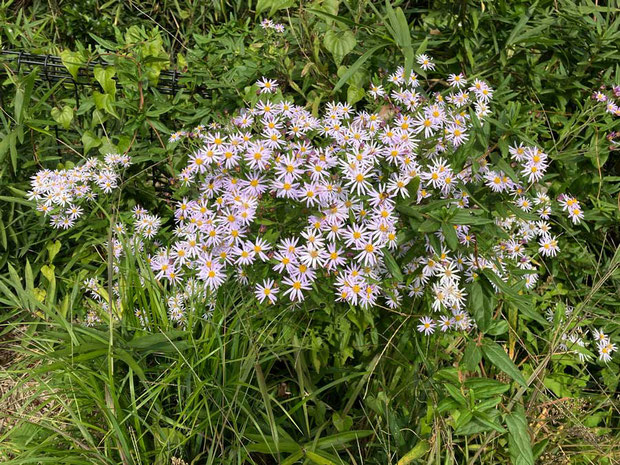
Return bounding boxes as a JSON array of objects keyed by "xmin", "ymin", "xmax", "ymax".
[
  {"xmin": 0, "ymin": 50, "xmax": 208, "ymax": 97},
  {"xmin": 0, "ymin": 50, "xmax": 209, "ymax": 159}
]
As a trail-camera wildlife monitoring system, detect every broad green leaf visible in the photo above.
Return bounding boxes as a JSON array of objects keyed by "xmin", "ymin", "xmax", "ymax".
[
  {"xmin": 306, "ymin": 8, "xmax": 357, "ymax": 28},
  {"xmin": 51, "ymin": 105, "xmax": 74, "ymax": 129},
  {"xmin": 93, "ymin": 91, "xmax": 118, "ymax": 118},
  {"xmin": 506, "ymin": 0, "xmax": 541, "ymax": 47},
  {"xmin": 93, "ymin": 65, "xmax": 116, "ymax": 96},
  {"xmin": 82, "ymin": 130, "xmax": 102, "ymax": 154},
  {"xmin": 469, "ymin": 280, "xmax": 490, "ymax": 331},
  {"xmin": 465, "ymin": 378, "xmax": 510, "ymax": 397},
  {"xmin": 46, "ymin": 240, "xmax": 62, "ymax": 262},
  {"xmin": 281, "ymin": 451, "xmax": 304, "ymax": 465},
  {"xmin": 382, "ymin": 248, "xmax": 403, "ymax": 282},
  {"xmin": 482, "ymin": 341, "xmax": 527, "ymax": 388},
  {"xmin": 506, "ymin": 406, "xmax": 534, "ymax": 465},
  {"xmin": 347, "ymin": 84, "xmax": 366, "ymax": 104},
  {"xmin": 442, "ymin": 222, "xmax": 459, "ymax": 250},
  {"xmin": 418, "ymin": 219, "xmax": 440, "ymax": 233},
  {"xmin": 331, "ymin": 412, "xmax": 353, "ymax": 432},
  {"xmin": 60, "ymin": 49, "xmax": 84, "ymax": 80},
  {"xmin": 40, "ymin": 264, "xmax": 55, "ymax": 283},
  {"xmin": 256, "ymin": 0, "xmax": 295, "ymax": 15},
  {"xmin": 472, "ymin": 411, "xmax": 506, "ymax": 433},
  {"xmin": 397, "ymin": 440, "xmax": 429, "ymax": 465},
  {"xmin": 324, "ymin": 27, "xmax": 357, "ymax": 66},
  {"xmin": 406, "ymin": 176, "xmax": 420, "ymax": 200},
  {"xmin": 449, "ymin": 210, "xmax": 494, "ymax": 225},
  {"xmin": 462, "ymin": 340, "xmax": 482, "ymax": 372}
]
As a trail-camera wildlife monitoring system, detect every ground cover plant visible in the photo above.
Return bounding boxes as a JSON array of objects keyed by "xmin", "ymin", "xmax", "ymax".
[{"xmin": 0, "ymin": 1, "xmax": 619, "ymax": 464}]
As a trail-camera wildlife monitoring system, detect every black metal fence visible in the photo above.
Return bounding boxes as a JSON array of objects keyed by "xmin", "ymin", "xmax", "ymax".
[{"xmin": 0, "ymin": 50, "xmax": 208, "ymax": 97}]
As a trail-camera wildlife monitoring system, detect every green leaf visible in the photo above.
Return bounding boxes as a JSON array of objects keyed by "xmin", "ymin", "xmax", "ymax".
[
  {"xmin": 306, "ymin": 8, "xmax": 358, "ymax": 28},
  {"xmin": 255, "ymin": 0, "xmax": 294, "ymax": 16},
  {"xmin": 347, "ymin": 84, "xmax": 366, "ymax": 104},
  {"xmin": 324, "ymin": 27, "xmax": 357, "ymax": 66},
  {"xmin": 314, "ymin": 430, "xmax": 373, "ymax": 449},
  {"xmin": 397, "ymin": 440, "xmax": 429, "ymax": 465},
  {"xmin": 93, "ymin": 91, "xmax": 118, "ymax": 118},
  {"xmin": 506, "ymin": 406, "xmax": 534, "ymax": 465},
  {"xmin": 82, "ymin": 130, "xmax": 102, "ymax": 154},
  {"xmin": 442, "ymin": 222, "xmax": 459, "ymax": 250},
  {"xmin": 0, "ymin": 217, "xmax": 7, "ymax": 250},
  {"xmin": 51, "ymin": 105, "xmax": 74, "ymax": 130},
  {"xmin": 60, "ymin": 50, "xmax": 84, "ymax": 80},
  {"xmin": 385, "ymin": 3, "xmax": 413, "ymax": 76},
  {"xmin": 406, "ymin": 176, "xmax": 420, "ymax": 200},
  {"xmin": 331, "ymin": 412, "xmax": 353, "ymax": 432},
  {"xmin": 46, "ymin": 240, "xmax": 62, "ymax": 262},
  {"xmin": 465, "ymin": 378, "xmax": 510, "ymax": 397},
  {"xmin": 418, "ymin": 219, "xmax": 440, "ymax": 233},
  {"xmin": 481, "ymin": 341, "xmax": 527, "ymax": 388},
  {"xmin": 93, "ymin": 65, "xmax": 116, "ymax": 96},
  {"xmin": 505, "ymin": 1, "xmax": 541, "ymax": 47},
  {"xmin": 462, "ymin": 340, "xmax": 482, "ymax": 372},
  {"xmin": 382, "ymin": 248, "xmax": 403, "ymax": 282},
  {"xmin": 469, "ymin": 280, "xmax": 490, "ymax": 331},
  {"xmin": 473, "ymin": 411, "xmax": 506, "ymax": 433},
  {"xmin": 305, "ymin": 450, "xmax": 337, "ymax": 465},
  {"xmin": 334, "ymin": 44, "xmax": 388, "ymax": 92},
  {"xmin": 14, "ymin": 71, "xmax": 36, "ymax": 125},
  {"xmin": 281, "ymin": 451, "xmax": 304, "ymax": 465},
  {"xmin": 449, "ymin": 210, "xmax": 494, "ymax": 225},
  {"xmin": 40, "ymin": 264, "xmax": 55, "ymax": 285}
]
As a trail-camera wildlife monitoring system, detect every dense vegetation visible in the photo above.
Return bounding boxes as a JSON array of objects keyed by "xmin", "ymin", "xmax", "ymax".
[{"xmin": 0, "ymin": 1, "xmax": 619, "ymax": 464}]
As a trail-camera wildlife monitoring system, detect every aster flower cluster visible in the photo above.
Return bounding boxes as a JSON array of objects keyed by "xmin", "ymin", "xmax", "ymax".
[
  {"xmin": 593, "ymin": 83, "xmax": 620, "ymax": 150},
  {"xmin": 547, "ymin": 304, "xmax": 617, "ymax": 363},
  {"xmin": 27, "ymin": 153, "xmax": 131, "ymax": 229},
  {"xmin": 592, "ymin": 84, "xmax": 620, "ymax": 117},
  {"xmin": 150, "ymin": 57, "xmax": 586, "ymax": 336},
  {"xmin": 260, "ymin": 18, "xmax": 285, "ymax": 33}
]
